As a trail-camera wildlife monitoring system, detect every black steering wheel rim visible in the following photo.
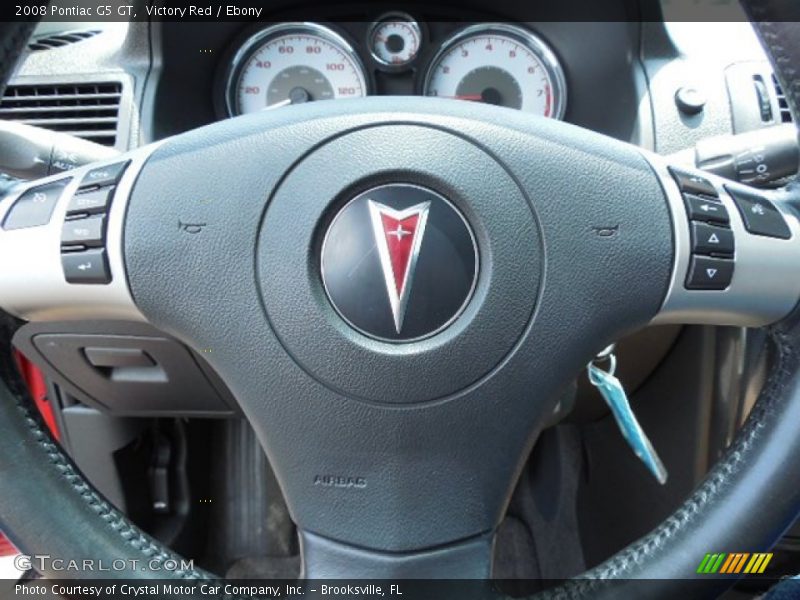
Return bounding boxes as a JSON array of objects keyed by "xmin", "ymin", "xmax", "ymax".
[{"xmin": 0, "ymin": 7, "xmax": 799, "ymax": 599}]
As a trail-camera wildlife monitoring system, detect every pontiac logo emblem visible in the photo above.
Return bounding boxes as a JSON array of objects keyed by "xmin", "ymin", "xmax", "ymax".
[
  {"xmin": 321, "ymin": 183, "xmax": 477, "ymax": 342},
  {"xmin": 368, "ymin": 200, "xmax": 430, "ymax": 333}
]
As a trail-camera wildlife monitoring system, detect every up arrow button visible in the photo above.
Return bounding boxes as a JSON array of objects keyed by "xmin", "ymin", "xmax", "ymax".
[{"xmin": 691, "ymin": 222, "xmax": 734, "ymax": 256}]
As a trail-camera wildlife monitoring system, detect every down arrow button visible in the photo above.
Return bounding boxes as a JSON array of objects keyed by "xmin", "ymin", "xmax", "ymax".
[{"xmin": 686, "ymin": 256, "xmax": 734, "ymax": 290}]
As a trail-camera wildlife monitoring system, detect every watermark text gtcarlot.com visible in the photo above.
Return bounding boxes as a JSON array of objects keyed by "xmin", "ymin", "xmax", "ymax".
[{"xmin": 13, "ymin": 554, "xmax": 194, "ymax": 573}]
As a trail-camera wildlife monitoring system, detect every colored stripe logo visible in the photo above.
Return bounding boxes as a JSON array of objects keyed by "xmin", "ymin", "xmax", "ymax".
[{"xmin": 697, "ymin": 553, "xmax": 773, "ymax": 574}]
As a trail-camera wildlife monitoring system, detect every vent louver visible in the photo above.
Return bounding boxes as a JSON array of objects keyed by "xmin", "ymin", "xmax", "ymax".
[
  {"xmin": 0, "ymin": 82, "xmax": 122, "ymax": 147},
  {"xmin": 772, "ymin": 74, "xmax": 793, "ymax": 123},
  {"xmin": 28, "ymin": 30, "xmax": 101, "ymax": 52}
]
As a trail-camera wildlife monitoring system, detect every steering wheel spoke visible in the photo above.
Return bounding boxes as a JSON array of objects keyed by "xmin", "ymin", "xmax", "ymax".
[
  {"xmin": 0, "ymin": 146, "xmax": 154, "ymax": 322},
  {"xmin": 648, "ymin": 154, "xmax": 800, "ymax": 328}
]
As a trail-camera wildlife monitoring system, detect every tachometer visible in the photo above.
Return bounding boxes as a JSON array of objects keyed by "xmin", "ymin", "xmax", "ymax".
[
  {"xmin": 423, "ymin": 24, "xmax": 566, "ymax": 118},
  {"xmin": 225, "ymin": 23, "xmax": 368, "ymax": 116}
]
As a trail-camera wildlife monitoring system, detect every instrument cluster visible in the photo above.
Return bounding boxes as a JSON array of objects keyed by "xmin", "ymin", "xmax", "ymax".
[{"xmin": 219, "ymin": 17, "xmax": 567, "ymax": 120}]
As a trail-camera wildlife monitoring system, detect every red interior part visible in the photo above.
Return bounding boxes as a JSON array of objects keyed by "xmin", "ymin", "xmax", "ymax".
[
  {"xmin": 0, "ymin": 533, "xmax": 17, "ymax": 557},
  {"xmin": 13, "ymin": 350, "xmax": 59, "ymax": 440},
  {"xmin": 1, "ymin": 352, "xmax": 59, "ymax": 557}
]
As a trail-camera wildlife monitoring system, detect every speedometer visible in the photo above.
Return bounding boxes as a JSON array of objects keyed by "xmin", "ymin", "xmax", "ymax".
[
  {"xmin": 423, "ymin": 24, "xmax": 566, "ymax": 119},
  {"xmin": 225, "ymin": 23, "xmax": 368, "ymax": 116}
]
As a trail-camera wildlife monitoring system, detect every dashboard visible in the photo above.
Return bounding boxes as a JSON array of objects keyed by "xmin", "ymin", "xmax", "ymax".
[
  {"xmin": 5, "ymin": 1, "xmax": 779, "ymax": 157},
  {"xmin": 151, "ymin": 8, "xmax": 647, "ymax": 144},
  {"xmin": 218, "ymin": 19, "xmax": 567, "ymax": 120}
]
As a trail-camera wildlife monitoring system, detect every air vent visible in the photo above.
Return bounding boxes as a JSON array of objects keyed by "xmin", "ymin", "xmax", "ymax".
[
  {"xmin": 0, "ymin": 82, "xmax": 122, "ymax": 147},
  {"xmin": 772, "ymin": 74, "xmax": 793, "ymax": 123},
  {"xmin": 28, "ymin": 30, "xmax": 101, "ymax": 52}
]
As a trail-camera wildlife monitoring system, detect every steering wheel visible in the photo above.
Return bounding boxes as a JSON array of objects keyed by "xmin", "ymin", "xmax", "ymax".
[{"xmin": 1, "ymin": 5, "xmax": 800, "ymax": 598}]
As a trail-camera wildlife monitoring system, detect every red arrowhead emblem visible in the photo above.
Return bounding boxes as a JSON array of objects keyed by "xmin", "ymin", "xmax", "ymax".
[{"xmin": 368, "ymin": 200, "xmax": 431, "ymax": 333}]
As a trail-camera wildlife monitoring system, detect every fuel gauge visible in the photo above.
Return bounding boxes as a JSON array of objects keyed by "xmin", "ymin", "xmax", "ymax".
[{"xmin": 368, "ymin": 13, "xmax": 422, "ymax": 70}]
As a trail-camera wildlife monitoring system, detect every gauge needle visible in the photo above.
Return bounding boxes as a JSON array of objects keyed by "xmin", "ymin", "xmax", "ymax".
[
  {"xmin": 444, "ymin": 94, "xmax": 484, "ymax": 101},
  {"xmin": 265, "ymin": 98, "xmax": 292, "ymax": 110},
  {"xmin": 265, "ymin": 88, "xmax": 312, "ymax": 110}
]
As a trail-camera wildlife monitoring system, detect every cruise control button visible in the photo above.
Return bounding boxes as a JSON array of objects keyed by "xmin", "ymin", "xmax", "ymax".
[
  {"xmin": 61, "ymin": 215, "xmax": 105, "ymax": 247},
  {"xmin": 685, "ymin": 256, "xmax": 734, "ymax": 290},
  {"xmin": 726, "ymin": 186, "xmax": 791, "ymax": 239},
  {"xmin": 691, "ymin": 222, "xmax": 734, "ymax": 256},
  {"xmin": 669, "ymin": 167, "xmax": 718, "ymax": 197},
  {"xmin": 683, "ymin": 194, "xmax": 729, "ymax": 225},
  {"xmin": 67, "ymin": 187, "xmax": 113, "ymax": 215},
  {"xmin": 79, "ymin": 161, "xmax": 129, "ymax": 189},
  {"xmin": 2, "ymin": 180, "xmax": 69, "ymax": 230},
  {"xmin": 62, "ymin": 249, "xmax": 111, "ymax": 284}
]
